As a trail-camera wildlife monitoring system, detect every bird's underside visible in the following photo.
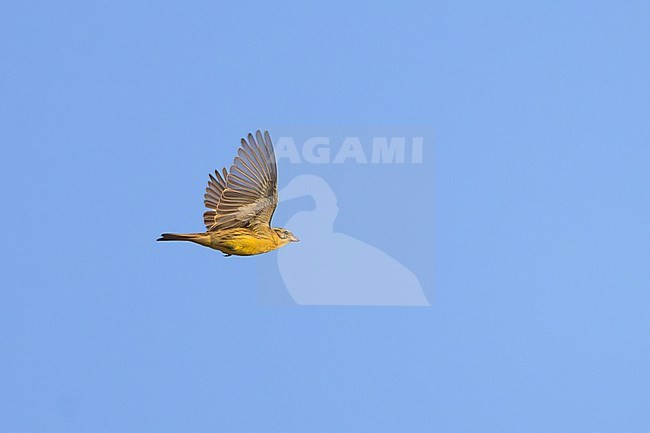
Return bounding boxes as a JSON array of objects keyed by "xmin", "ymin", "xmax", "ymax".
[{"xmin": 158, "ymin": 226, "xmax": 283, "ymax": 256}]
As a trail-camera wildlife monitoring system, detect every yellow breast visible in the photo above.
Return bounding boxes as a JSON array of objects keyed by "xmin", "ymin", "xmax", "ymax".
[{"xmin": 209, "ymin": 228, "xmax": 279, "ymax": 256}]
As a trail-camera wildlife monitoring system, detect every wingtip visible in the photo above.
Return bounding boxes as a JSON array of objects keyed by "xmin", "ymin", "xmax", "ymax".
[{"xmin": 245, "ymin": 130, "xmax": 271, "ymax": 146}]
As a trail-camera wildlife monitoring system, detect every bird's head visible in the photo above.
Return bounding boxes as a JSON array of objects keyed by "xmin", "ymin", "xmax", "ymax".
[{"xmin": 273, "ymin": 228, "xmax": 300, "ymax": 245}]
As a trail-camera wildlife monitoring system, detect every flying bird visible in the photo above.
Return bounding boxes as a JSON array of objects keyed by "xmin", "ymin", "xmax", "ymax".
[{"xmin": 157, "ymin": 130, "xmax": 299, "ymax": 256}]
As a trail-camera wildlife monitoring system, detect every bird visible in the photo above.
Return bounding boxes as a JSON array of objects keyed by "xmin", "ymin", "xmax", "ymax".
[{"xmin": 157, "ymin": 130, "xmax": 299, "ymax": 256}]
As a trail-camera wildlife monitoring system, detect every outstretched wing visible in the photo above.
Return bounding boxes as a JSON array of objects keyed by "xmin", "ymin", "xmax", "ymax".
[
  {"xmin": 203, "ymin": 167, "xmax": 229, "ymax": 230},
  {"xmin": 207, "ymin": 130, "xmax": 278, "ymax": 231}
]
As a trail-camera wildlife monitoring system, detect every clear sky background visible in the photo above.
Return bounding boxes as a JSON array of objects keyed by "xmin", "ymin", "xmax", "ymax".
[{"xmin": 2, "ymin": 1, "xmax": 649, "ymax": 432}]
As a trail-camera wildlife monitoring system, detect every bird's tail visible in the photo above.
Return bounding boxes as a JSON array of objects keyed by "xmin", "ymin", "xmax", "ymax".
[{"xmin": 157, "ymin": 233, "xmax": 205, "ymax": 242}]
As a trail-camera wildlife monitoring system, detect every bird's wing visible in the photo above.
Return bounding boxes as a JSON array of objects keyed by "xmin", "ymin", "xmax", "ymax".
[
  {"xmin": 208, "ymin": 130, "xmax": 278, "ymax": 231},
  {"xmin": 203, "ymin": 167, "xmax": 229, "ymax": 230}
]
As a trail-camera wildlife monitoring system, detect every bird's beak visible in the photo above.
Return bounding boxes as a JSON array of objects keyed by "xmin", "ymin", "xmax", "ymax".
[{"xmin": 289, "ymin": 234, "xmax": 300, "ymax": 242}]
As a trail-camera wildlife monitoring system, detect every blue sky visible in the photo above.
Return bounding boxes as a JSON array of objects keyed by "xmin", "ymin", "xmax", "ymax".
[{"xmin": 1, "ymin": 1, "xmax": 649, "ymax": 432}]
